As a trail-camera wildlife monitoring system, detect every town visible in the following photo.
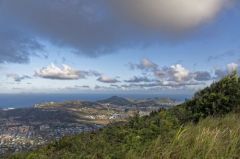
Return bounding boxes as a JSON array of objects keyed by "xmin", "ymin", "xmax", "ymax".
[
  {"xmin": 0, "ymin": 119, "xmax": 101, "ymax": 156},
  {"xmin": 0, "ymin": 96, "xmax": 177, "ymax": 157}
]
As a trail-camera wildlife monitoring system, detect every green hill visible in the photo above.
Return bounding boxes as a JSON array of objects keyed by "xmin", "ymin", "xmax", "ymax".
[{"xmin": 10, "ymin": 72, "xmax": 240, "ymax": 159}]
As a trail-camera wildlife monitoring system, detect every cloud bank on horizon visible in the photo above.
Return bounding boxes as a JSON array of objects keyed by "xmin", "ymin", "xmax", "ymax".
[{"xmin": 23, "ymin": 59, "xmax": 239, "ymax": 92}]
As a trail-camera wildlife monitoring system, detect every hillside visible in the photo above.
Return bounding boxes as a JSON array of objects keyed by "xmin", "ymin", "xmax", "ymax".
[
  {"xmin": 131, "ymin": 113, "xmax": 240, "ymax": 159},
  {"xmin": 98, "ymin": 96, "xmax": 176, "ymax": 108},
  {"xmin": 10, "ymin": 72, "xmax": 240, "ymax": 159}
]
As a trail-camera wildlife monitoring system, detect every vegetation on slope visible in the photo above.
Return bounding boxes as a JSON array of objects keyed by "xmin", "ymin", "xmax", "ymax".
[
  {"xmin": 130, "ymin": 113, "xmax": 240, "ymax": 159},
  {"xmin": 10, "ymin": 72, "xmax": 240, "ymax": 159}
]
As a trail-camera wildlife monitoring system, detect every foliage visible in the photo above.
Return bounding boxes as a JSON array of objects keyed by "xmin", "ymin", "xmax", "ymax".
[
  {"xmin": 131, "ymin": 113, "xmax": 240, "ymax": 159},
  {"xmin": 183, "ymin": 71, "xmax": 240, "ymax": 122}
]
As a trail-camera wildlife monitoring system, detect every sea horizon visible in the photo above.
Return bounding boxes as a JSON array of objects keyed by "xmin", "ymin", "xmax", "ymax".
[{"xmin": 0, "ymin": 93, "xmax": 191, "ymax": 109}]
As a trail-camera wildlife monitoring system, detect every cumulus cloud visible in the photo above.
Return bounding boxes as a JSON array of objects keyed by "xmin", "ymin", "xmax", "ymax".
[
  {"xmin": 154, "ymin": 65, "xmax": 212, "ymax": 83},
  {"xmin": 129, "ymin": 59, "xmax": 214, "ymax": 89},
  {"xmin": 97, "ymin": 75, "xmax": 120, "ymax": 83},
  {"xmin": 6, "ymin": 73, "xmax": 31, "ymax": 82},
  {"xmin": 168, "ymin": 64, "xmax": 190, "ymax": 82},
  {"xmin": 153, "ymin": 64, "xmax": 191, "ymax": 82},
  {"xmin": 35, "ymin": 64, "xmax": 99, "ymax": 80}
]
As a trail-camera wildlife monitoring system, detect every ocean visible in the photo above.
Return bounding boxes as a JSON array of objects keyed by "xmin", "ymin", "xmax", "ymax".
[{"xmin": 0, "ymin": 93, "xmax": 191, "ymax": 109}]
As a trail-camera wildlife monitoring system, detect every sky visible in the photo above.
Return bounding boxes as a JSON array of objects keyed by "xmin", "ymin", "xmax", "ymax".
[{"xmin": 0, "ymin": 0, "xmax": 240, "ymax": 94}]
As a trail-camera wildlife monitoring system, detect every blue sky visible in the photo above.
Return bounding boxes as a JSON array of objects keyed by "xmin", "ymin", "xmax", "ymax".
[{"xmin": 0, "ymin": 0, "xmax": 240, "ymax": 94}]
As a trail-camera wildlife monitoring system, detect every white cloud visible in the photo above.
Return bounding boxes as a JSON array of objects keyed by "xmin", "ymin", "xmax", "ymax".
[
  {"xmin": 169, "ymin": 64, "xmax": 190, "ymax": 82},
  {"xmin": 35, "ymin": 64, "xmax": 96, "ymax": 80},
  {"xmin": 131, "ymin": 59, "xmax": 213, "ymax": 87},
  {"xmin": 227, "ymin": 62, "xmax": 238, "ymax": 73},
  {"xmin": 97, "ymin": 75, "xmax": 120, "ymax": 83},
  {"xmin": 113, "ymin": 0, "xmax": 232, "ymax": 31},
  {"xmin": 154, "ymin": 65, "xmax": 186, "ymax": 81},
  {"xmin": 155, "ymin": 65, "xmax": 212, "ymax": 83}
]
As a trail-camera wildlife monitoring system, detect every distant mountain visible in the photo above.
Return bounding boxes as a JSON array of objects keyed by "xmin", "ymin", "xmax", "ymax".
[
  {"xmin": 98, "ymin": 96, "xmax": 176, "ymax": 106},
  {"xmin": 98, "ymin": 96, "xmax": 132, "ymax": 105}
]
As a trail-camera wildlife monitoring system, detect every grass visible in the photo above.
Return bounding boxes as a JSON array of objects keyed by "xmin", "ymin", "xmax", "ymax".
[{"xmin": 133, "ymin": 113, "xmax": 240, "ymax": 159}]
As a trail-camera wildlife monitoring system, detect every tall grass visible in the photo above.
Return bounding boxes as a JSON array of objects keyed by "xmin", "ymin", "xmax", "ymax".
[{"xmin": 127, "ymin": 114, "xmax": 240, "ymax": 159}]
